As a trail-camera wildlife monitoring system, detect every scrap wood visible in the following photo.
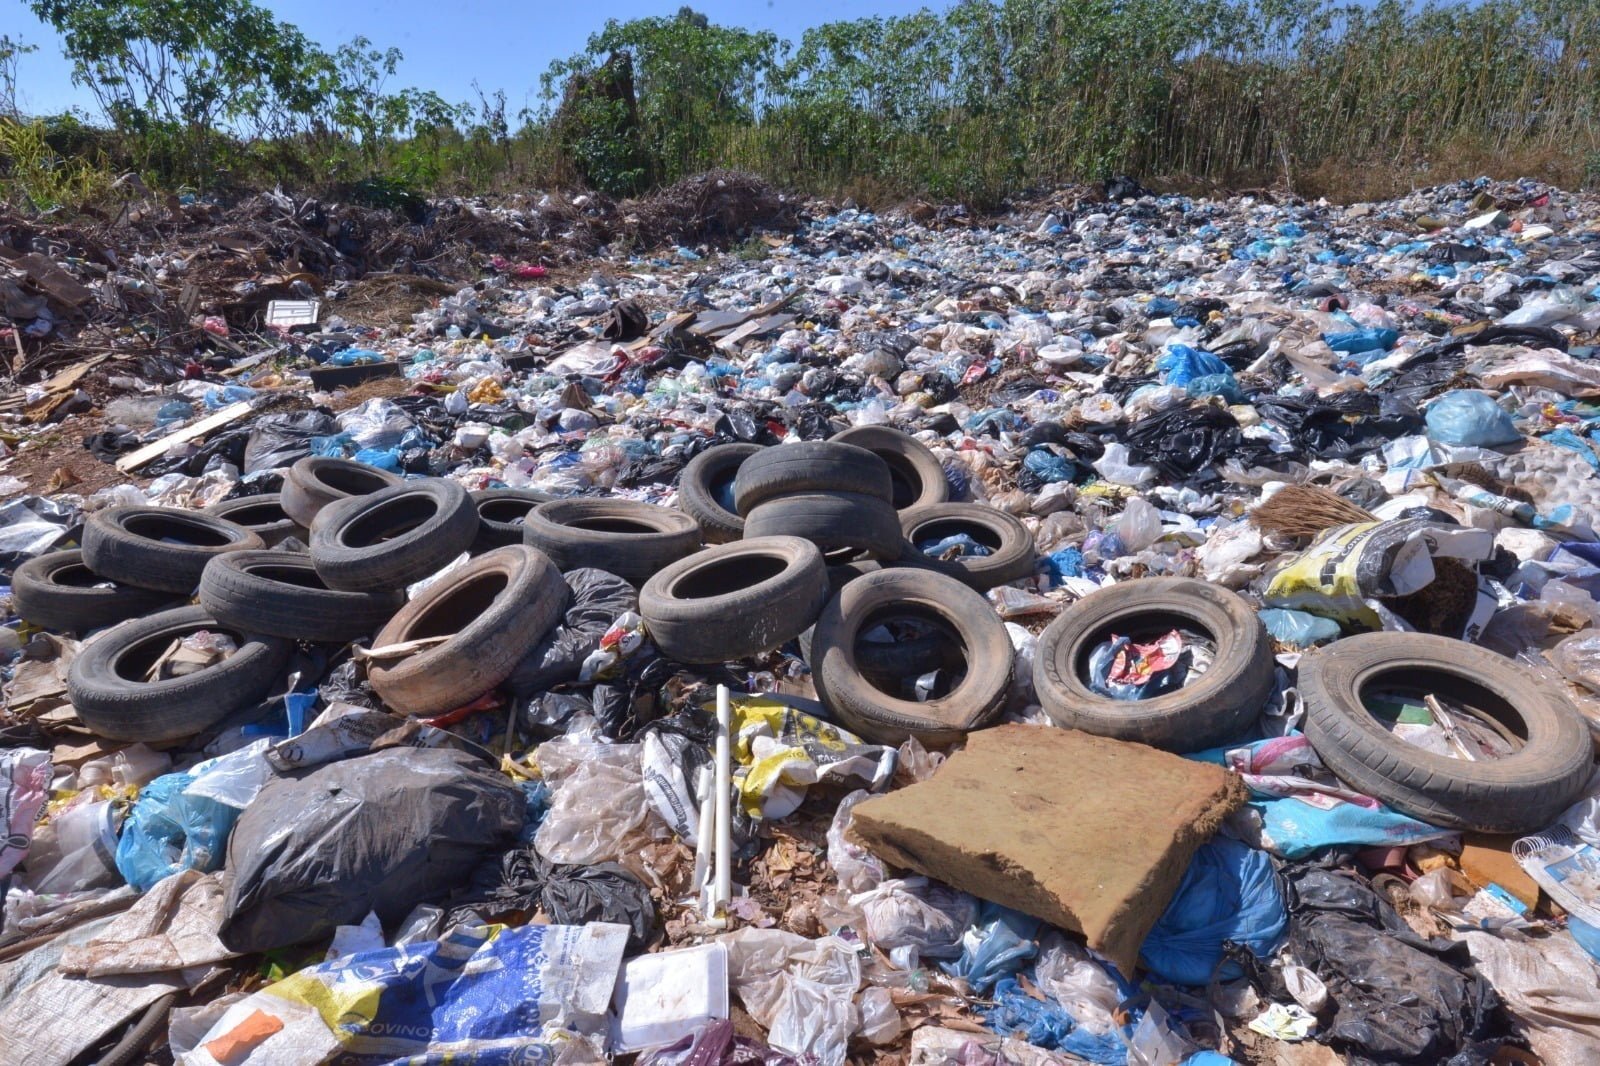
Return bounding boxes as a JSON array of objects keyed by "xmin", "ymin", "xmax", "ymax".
[{"xmin": 114, "ymin": 400, "xmax": 254, "ymax": 472}]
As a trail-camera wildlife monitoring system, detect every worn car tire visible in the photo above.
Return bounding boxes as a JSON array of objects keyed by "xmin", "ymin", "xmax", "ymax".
[
  {"xmin": 733, "ymin": 441, "xmax": 892, "ymax": 515},
  {"xmin": 833, "ymin": 425, "xmax": 950, "ymax": 510},
  {"xmin": 199, "ymin": 551, "xmax": 403, "ymax": 643},
  {"xmin": 66, "ymin": 605, "xmax": 292, "ymax": 741},
  {"xmin": 310, "ymin": 479, "xmax": 478, "ymax": 591},
  {"xmin": 11, "ymin": 550, "xmax": 177, "ymax": 633},
  {"xmin": 368, "ymin": 545, "xmax": 569, "ymax": 715},
  {"xmin": 898, "ymin": 503, "xmax": 1037, "ymax": 590},
  {"xmin": 522, "ymin": 498, "xmax": 700, "ymax": 587},
  {"xmin": 82, "ymin": 507, "xmax": 264, "ymax": 594},
  {"xmin": 678, "ymin": 443, "xmax": 761, "ymax": 543},
  {"xmin": 744, "ymin": 493, "xmax": 905, "ymax": 561},
  {"xmin": 641, "ymin": 537, "xmax": 828, "ymax": 663},
  {"xmin": 205, "ymin": 493, "xmax": 307, "ymax": 546},
  {"xmin": 472, "ymin": 488, "xmax": 555, "ymax": 552},
  {"xmin": 1035, "ymin": 578, "xmax": 1274, "ymax": 753},
  {"xmin": 810, "ymin": 568, "xmax": 1012, "ymax": 746},
  {"xmin": 279, "ymin": 457, "xmax": 401, "ymax": 527},
  {"xmin": 1302, "ymin": 632, "xmax": 1593, "ymax": 833},
  {"xmin": 800, "ymin": 612, "xmax": 956, "ymax": 683}
]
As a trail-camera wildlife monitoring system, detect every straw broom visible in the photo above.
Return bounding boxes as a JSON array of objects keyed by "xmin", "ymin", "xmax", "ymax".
[{"xmin": 1250, "ymin": 484, "xmax": 1375, "ymax": 538}]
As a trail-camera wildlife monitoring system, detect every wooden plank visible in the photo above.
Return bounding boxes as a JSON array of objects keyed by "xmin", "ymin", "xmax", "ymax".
[{"xmin": 115, "ymin": 401, "xmax": 254, "ymax": 473}]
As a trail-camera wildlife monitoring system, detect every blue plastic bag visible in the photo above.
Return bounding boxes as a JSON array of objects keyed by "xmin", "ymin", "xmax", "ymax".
[
  {"xmin": 114, "ymin": 771, "xmax": 243, "ymax": 891},
  {"xmin": 942, "ymin": 903, "xmax": 1041, "ymax": 994},
  {"xmin": 917, "ymin": 532, "xmax": 993, "ymax": 559},
  {"xmin": 1042, "ymin": 547, "xmax": 1085, "ymax": 586},
  {"xmin": 1258, "ymin": 608, "xmax": 1341, "ymax": 647},
  {"xmin": 984, "ymin": 976, "xmax": 1129, "ymax": 1064},
  {"xmin": 1323, "ymin": 327, "xmax": 1398, "ymax": 355},
  {"xmin": 1139, "ymin": 837, "xmax": 1287, "ymax": 986},
  {"xmin": 1156, "ymin": 345, "xmax": 1229, "ymax": 387},
  {"xmin": 1425, "ymin": 391, "xmax": 1520, "ymax": 447},
  {"xmin": 1184, "ymin": 372, "xmax": 1246, "ymax": 403},
  {"xmin": 1086, "ymin": 634, "xmax": 1191, "ymax": 701},
  {"xmin": 1024, "ymin": 448, "xmax": 1080, "ymax": 485}
]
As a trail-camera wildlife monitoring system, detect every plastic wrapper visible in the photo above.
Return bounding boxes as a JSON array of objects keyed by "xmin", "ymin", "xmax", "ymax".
[
  {"xmin": 1550, "ymin": 630, "xmax": 1600, "ymax": 694},
  {"xmin": 942, "ymin": 902, "xmax": 1041, "ymax": 994},
  {"xmin": 1033, "ymin": 932, "xmax": 1130, "ymax": 1036},
  {"xmin": 726, "ymin": 696, "xmax": 895, "ymax": 821}
]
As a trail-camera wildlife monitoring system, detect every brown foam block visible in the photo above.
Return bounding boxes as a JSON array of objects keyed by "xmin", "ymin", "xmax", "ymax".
[{"xmin": 847, "ymin": 724, "xmax": 1247, "ymax": 977}]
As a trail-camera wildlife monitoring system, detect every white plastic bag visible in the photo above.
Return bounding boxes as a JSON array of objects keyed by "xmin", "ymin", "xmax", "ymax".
[{"xmin": 719, "ymin": 928, "xmax": 861, "ymax": 1066}]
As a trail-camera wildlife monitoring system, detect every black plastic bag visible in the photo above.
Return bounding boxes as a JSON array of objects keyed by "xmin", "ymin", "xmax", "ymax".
[
  {"xmin": 507, "ymin": 569, "xmax": 631, "ymax": 695},
  {"xmin": 219, "ymin": 746, "xmax": 524, "ymax": 952},
  {"xmin": 1276, "ymin": 864, "xmax": 1503, "ymax": 1065},
  {"xmin": 445, "ymin": 845, "xmax": 656, "ymax": 951},
  {"xmin": 1124, "ymin": 404, "xmax": 1258, "ymax": 484},
  {"xmin": 243, "ymin": 410, "xmax": 338, "ymax": 473}
]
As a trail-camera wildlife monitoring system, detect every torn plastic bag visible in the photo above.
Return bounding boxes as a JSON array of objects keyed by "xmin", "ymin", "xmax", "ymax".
[
  {"xmin": 1034, "ymin": 932, "xmax": 1133, "ymax": 1037},
  {"xmin": 507, "ymin": 568, "xmax": 629, "ymax": 695},
  {"xmin": 0, "ymin": 748, "xmax": 50, "ymax": 879},
  {"xmin": 719, "ymin": 927, "xmax": 861, "ymax": 1066},
  {"xmin": 263, "ymin": 703, "xmax": 491, "ymax": 772},
  {"xmin": 534, "ymin": 738, "xmax": 663, "ymax": 876},
  {"xmin": 445, "ymin": 843, "xmax": 656, "ymax": 952},
  {"xmin": 849, "ymin": 877, "xmax": 977, "ymax": 959},
  {"xmin": 1275, "ymin": 863, "xmax": 1501, "ymax": 1063},
  {"xmin": 219, "ymin": 745, "xmax": 524, "ymax": 952},
  {"xmin": 1123, "ymin": 405, "xmax": 1260, "ymax": 485},
  {"xmin": 242, "ymin": 410, "xmax": 339, "ymax": 473},
  {"xmin": 1255, "ymin": 393, "xmax": 1422, "ymax": 461},
  {"xmin": 1138, "ymin": 837, "xmax": 1287, "ymax": 986},
  {"xmin": 1454, "ymin": 927, "xmax": 1600, "ymax": 1064},
  {"xmin": 180, "ymin": 922, "xmax": 628, "ymax": 1066},
  {"xmin": 828, "ymin": 789, "xmax": 888, "ymax": 894},
  {"xmin": 336, "ymin": 397, "xmax": 416, "ymax": 451},
  {"xmin": 115, "ymin": 770, "xmax": 242, "ymax": 892}
]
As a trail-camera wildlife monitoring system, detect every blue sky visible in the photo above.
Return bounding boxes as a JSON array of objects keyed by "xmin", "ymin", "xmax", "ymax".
[{"xmin": 2, "ymin": 0, "xmax": 933, "ymax": 117}]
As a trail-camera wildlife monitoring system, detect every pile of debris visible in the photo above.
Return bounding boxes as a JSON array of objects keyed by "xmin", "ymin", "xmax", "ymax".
[{"xmin": 2, "ymin": 175, "xmax": 1600, "ymax": 1065}]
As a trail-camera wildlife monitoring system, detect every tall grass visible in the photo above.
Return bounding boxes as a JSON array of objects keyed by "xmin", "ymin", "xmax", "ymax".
[{"xmin": 8, "ymin": 0, "xmax": 1600, "ymax": 208}]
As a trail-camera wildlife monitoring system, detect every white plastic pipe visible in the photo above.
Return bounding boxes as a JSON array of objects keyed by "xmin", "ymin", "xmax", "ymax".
[
  {"xmin": 691, "ymin": 764, "xmax": 714, "ymax": 907},
  {"xmin": 711, "ymin": 684, "xmax": 733, "ymax": 923}
]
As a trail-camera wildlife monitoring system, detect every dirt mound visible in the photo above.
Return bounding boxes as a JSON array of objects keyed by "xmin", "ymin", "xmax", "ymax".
[{"xmin": 618, "ymin": 170, "xmax": 800, "ymax": 249}]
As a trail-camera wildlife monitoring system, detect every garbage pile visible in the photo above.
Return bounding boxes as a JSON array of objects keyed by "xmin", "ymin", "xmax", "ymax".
[{"xmin": 5, "ymin": 174, "xmax": 1600, "ymax": 1064}]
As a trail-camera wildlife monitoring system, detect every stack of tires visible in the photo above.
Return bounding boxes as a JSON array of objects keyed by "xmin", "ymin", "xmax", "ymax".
[{"xmin": 658, "ymin": 427, "xmax": 1027, "ymax": 745}]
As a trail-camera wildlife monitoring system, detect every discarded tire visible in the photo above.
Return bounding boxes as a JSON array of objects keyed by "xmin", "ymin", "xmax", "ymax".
[
  {"xmin": 82, "ymin": 507, "xmax": 264, "ymax": 594},
  {"xmin": 205, "ymin": 492, "xmax": 307, "ymax": 546},
  {"xmin": 11, "ymin": 550, "xmax": 176, "ymax": 633},
  {"xmin": 677, "ymin": 443, "xmax": 761, "ymax": 543},
  {"xmin": 898, "ymin": 503, "xmax": 1037, "ymax": 589},
  {"xmin": 810, "ymin": 568, "xmax": 1012, "ymax": 745},
  {"xmin": 199, "ymin": 551, "xmax": 404, "ymax": 643},
  {"xmin": 279, "ymin": 457, "xmax": 401, "ymax": 527},
  {"xmin": 1035, "ymin": 578, "xmax": 1274, "ymax": 753},
  {"xmin": 744, "ymin": 492, "xmax": 905, "ymax": 561},
  {"xmin": 1301, "ymin": 632, "xmax": 1593, "ymax": 833},
  {"xmin": 833, "ymin": 425, "xmax": 950, "ymax": 510},
  {"xmin": 733, "ymin": 441, "xmax": 892, "ymax": 515},
  {"xmin": 66, "ymin": 605, "xmax": 292, "ymax": 741},
  {"xmin": 310, "ymin": 478, "xmax": 478, "ymax": 591},
  {"xmin": 641, "ymin": 537, "xmax": 828, "ymax": 663},
  {"xmin": 472, "ymin": 488, "xmax": 554, "ymax": 551},
  {"xmin": 368, "ymin": 545, "xmax": 569, "ymax": 715},
  {"xmin": 522, "ymin": 498, "xmax": 700, "ymax": 587},
  {"xmin": 800, "ymin": 610, "xmax": 957, "ymax": 683}
]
